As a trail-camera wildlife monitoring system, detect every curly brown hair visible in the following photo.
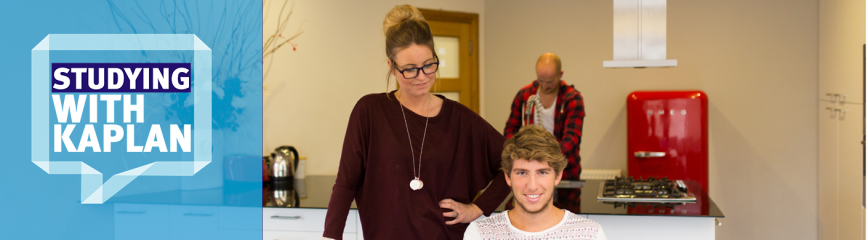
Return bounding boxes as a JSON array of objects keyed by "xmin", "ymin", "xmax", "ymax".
[{"xmin": 501, "ymin": 125, "xmax": 566, "ymax": 176}]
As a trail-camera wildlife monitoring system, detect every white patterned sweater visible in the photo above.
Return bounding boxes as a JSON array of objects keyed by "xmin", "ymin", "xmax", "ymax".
[{"xmin": 464, "ymin": 210, "xmax": 607, "ymax": 240}]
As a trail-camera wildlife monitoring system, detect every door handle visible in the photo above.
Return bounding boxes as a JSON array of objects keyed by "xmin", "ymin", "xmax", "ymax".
[{"xmin": 634, "ymin": 151, "xmax": 666, "ymax": 158}]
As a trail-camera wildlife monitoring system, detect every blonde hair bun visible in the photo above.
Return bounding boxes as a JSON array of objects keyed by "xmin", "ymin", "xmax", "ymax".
[
  {"xmin": 380, "ymin": 4, "xmax": 437, "ymax": 96},
  {"xmin": 383, "ymin": 4, "xmax": 426, "ymax": 35}
]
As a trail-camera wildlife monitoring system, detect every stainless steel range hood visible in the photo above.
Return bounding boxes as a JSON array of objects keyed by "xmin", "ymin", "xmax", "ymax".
[{"xmin": 603, "ymin": 0, "xmax": 677, "ymax": 68}]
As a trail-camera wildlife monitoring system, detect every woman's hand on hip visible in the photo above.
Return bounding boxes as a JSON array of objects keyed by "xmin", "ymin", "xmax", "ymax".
[{"xmin": 439, "ymin": 199, "xmax": 483, "ymax": 225}]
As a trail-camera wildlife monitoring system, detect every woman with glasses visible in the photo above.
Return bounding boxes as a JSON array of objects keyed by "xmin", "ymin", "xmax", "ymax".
[{"xmin": 322, "ymin": 4, "xmax": 511, "ymax": 240}]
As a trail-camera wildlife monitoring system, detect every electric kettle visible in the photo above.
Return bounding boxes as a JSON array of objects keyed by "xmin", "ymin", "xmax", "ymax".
[{"xmin": 270, "ymin": 146, "xmax": 299, "ymax": 182}]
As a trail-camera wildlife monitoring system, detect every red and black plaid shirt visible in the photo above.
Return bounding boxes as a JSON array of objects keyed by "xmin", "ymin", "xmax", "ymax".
[{"xmin": 504, "ymin": 80, "xmax": 585, "ymax": 180}]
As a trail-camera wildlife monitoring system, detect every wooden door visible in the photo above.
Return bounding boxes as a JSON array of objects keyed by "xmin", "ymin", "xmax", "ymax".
[{"xmin": 419, "ymin": 9, "xmax": 480, "ymax": 113}]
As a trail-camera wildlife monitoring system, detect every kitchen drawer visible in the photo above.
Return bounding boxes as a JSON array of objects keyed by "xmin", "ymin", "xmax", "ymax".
[
  {"xmin": 220, "ymin": 206, "xmax": 262, "ymax": 230},
  {"xmin": 114, "ymin": 203, "xmax": 170, "ymax": 240},
  {"xmin": 220, "ymin": 229, "xmax": 262, "ymax": 240},
  {"xmin": 263, "ymin": 208, "xmax": 357, "ymax": 233},
  {"xmin": 356, "ymin": 212, "xmax": 363, "ymax": 239},
  {"xmin": 263, "ymin": 230, "xmax": 355, "ymax": 240},
  {"xmin": 169, "ymin": 205, "xmax": 219, "ymax": 240},
  {"xmin": 586, "ymin": 215, "xmax": 714, "ymax": 240}
]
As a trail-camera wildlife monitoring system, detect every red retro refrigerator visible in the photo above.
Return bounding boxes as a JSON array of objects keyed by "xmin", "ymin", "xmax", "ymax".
[{"xmin": 627, "ymin": 91, "xmax": 709, "ymax": 191}]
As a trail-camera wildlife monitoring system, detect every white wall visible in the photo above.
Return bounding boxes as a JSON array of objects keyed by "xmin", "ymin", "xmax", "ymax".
[
  {"xmin": 484, "ymin": 0, "xmax": 818, "ymax": 239},
  {"xmin": 262, "ymin": 0, "xmax": 485, "ymax": 175}
]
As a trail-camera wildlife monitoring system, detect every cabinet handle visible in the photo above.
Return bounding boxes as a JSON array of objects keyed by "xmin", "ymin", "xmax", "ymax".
[
  {"xmin": 271, "ymin": 215, "xmax": 301, "ymax": 220},
  {"xmin": 116, "ymin": 211, "xmax": 146, "ymax": 214},
  {"xmin": 634, "ymin": 151, "xmax": 666, "ymax": 158},
  {"xmin": 183, "ymin": 213, "xmax": 213, "ymax": 217}
]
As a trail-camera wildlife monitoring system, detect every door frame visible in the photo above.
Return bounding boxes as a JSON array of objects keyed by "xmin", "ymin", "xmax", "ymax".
[{"xmin": 419, "ymin": 8, "xmax": 480, "ymax": 113}]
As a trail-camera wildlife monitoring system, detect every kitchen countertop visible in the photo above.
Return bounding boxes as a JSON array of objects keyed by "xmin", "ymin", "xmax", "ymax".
[
  {"xmin": 263, "ymin": 175, "xmax": 357, "ymax": 209},
  {"xmin": 267, "ymin": 175, "xmax": 724, "ymax": 218}
]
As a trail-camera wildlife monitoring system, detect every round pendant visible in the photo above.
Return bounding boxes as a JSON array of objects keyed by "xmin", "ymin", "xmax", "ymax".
[{"xmin": 409, "ymin": 179, "xmax": 424, "ymax": 190}]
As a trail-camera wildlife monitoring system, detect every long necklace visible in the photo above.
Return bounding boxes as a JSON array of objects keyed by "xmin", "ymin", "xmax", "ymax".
[{"xmin": 398, "ymin": 92, "xmax": 430, "ymax": 191}]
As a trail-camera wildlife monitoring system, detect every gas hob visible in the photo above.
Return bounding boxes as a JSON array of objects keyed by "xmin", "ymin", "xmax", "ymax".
[{"xmin": 597, "ymin": 177, "xmax": 696, "ymax": 204}]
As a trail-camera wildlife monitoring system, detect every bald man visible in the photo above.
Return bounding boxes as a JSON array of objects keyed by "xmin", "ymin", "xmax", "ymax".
[{"xmin": 503, "ymin": 53, "xmax": 585, "ymax": 210}]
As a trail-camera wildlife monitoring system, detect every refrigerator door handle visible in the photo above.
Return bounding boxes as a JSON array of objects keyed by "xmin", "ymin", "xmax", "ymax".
[{"xmin": 634, "ymin": 151, "xmax": 666, "ymax": 158}]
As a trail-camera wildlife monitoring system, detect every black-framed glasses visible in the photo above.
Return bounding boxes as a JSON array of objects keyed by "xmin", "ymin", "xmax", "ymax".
[{"xmin": 394, "ymin": 62, "xmax": 439, "ymax": 79}]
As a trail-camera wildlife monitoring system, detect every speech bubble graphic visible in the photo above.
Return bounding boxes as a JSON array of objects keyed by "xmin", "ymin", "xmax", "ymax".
[{"xmin": 31, "ymin": 34, "xmax": 212, "ymax": 204}]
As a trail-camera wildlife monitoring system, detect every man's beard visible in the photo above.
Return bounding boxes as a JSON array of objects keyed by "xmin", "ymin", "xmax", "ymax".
[{"xmin": 514, "ymin": 192, "xmax": 554, "ymax": 215}]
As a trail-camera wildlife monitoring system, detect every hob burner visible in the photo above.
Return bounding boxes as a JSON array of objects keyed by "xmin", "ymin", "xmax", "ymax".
[{"xmin": 597, "ymin": 177, "xmax": 696, "ymax": 204}]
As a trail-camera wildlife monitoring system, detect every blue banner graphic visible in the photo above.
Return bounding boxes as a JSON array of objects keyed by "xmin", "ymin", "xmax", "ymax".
[{"xmin": 0, "ymin": 1, "xmax": 263, "ymax": 239}]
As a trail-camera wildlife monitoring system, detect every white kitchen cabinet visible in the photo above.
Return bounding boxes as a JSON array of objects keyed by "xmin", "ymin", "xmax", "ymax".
[
  {"xmin": 169, "ymin": 205, "xmax": 220, "ymax": 240},
  {"xmin": 220, "ymin": 206, "xmax": 263, "ymax": 239},
  {"xmin": 818, "ymin": 93, "xmax": 865, "ymax": 240},
  {"xmin": 356, "ymin": 210, "xmax": 363, "ymax": 239},
  {"xmin": 261, "ymin": 208, "xmax": 715, "ymax": 240},
  {"xmin": 817, "ymin": 0, "xmax": 867, "ymax": 238},
  {"xmin": 262, "ymin": 208, "xmax": 359, "ymax": 240},
  {"xmin": 586, "ymin": 215, "xmax": 715, "ymax": 240},
  {"xmin": 114, "ymin": 203, "xmax": 170, "ymax": 240},
  {"xmin": 115, "ymin": 203, "xmax": 263, "ymax": 240},
  {"xmin": 221, "ymin": 229, "xmax": 264, "ymax": 240}
]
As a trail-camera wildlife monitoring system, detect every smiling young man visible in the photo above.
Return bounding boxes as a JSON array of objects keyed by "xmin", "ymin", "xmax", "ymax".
[{"xmin": 464, "ymin": 125, "xmax": 606, "ymax": 240}]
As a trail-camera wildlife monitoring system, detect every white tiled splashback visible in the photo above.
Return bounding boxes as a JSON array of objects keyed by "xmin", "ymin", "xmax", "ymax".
[{"xmin": 580, "ymin": 169, "xmax": 622, "ymax": 180}]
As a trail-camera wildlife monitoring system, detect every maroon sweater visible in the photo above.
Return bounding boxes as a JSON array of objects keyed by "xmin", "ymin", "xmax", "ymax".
[{"xmin": 323, "ymin": 91, "xmax": 511, "ymax": 239}]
